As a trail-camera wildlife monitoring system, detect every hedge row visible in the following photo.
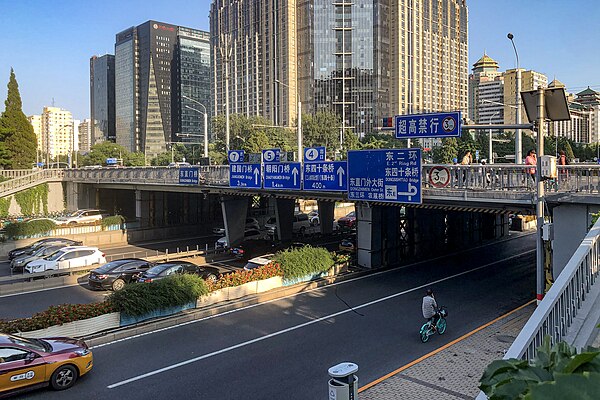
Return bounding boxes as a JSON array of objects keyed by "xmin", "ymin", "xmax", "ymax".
[
  {"xmin": 108, "ymin": 274, "xmax": 209, "ymax": 317},
  {"xmin": 4, "ymin": 219, "xmax": 56, "ymax": 239},
  {"xmin": 274, "ymin": 245, "xmax": 334, "ymax": 279},
  {"xmin": 102, "ymin": 215, "xmax": 125, "ymax": 228}
]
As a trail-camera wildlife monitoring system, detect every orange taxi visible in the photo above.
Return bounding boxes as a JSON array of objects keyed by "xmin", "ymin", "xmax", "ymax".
[{"xmin": 0, "ymin": 333, "xmax": 93, "ymax": 397}]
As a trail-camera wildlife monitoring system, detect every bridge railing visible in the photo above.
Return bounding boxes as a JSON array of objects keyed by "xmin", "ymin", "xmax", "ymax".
[
  {"xmin": 65, "ymin": 166, "xmax": 230, "ymax": 186},
  {"xmin": 0, "ymin": 169, "xmax": 64, "ymax": 195},
  {"xmin": 0, "ymin": 169, "xmax": 43, "ymax": 179},
  {"xmin": 504, "ymin": 217, "xmax": 600, "ymax": 360}
]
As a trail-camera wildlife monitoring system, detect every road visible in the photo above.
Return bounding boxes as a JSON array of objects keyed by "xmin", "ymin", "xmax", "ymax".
[
  {"xmin": 0, "ymin": 232, "xmax": 348, "ymax": 319},
  {"xmin": 19, "ymin": 234, "xmax": 536, "ymax": 400}
]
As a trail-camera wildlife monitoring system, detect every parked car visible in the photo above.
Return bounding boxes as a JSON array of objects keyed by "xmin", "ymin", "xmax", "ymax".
[
  {"xmin": 167, "ymin": 162, "xmax": 191, "ymax": 168},
  {"xmin": 25, "ymin": 246, "xmax": 106, "ymax": 273},
  {"xmin": 0, "ymin": 333, "xmax": 93, "ymax": 396},
  {"xmin": 88, "ymin": 258, "xmax": 154, "ymax": 291},
  {"xmin": 231, "ymin": 239, "xmax": 276, "ymax": 260},
  {"xmin": 265, "ymin": 213, "xmax": 311, "ymax": 235},
  {"xmin": 337, "ymin": 211, "xmax": 357, "ymax": 230},
  {"xmin": 212, "ymin": 218, "xmax": 260, "ymax": 235},
  {"xmin": 215, "ymin": 229, "xmax": 265, "ymax": 249},
  {"xmin": 54, "ymin": 209, "xmax": 109, "ymax": 225},
  {"xmin": 339, "ymin": 234, "xmax": 357, "ymax": 253},
  {"xmin": 8, "ymin": 238, "xmax": 82, "ymax": 260},
  {"xmin": 243, "ymin": 254, "xmax": 275, "ymax": 271},
  {"xmin": 10, "ymin": 244, "xmax": 65, "ymax": 273},
  {"xmin": 137, "ymin": 261, "xmax": 221, "ymax": 283}
]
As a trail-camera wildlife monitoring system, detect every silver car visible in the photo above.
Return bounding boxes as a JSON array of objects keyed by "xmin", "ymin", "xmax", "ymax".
[{"xmin": 10, "ymin": 244, "xmax": 64, "ymax": 273}]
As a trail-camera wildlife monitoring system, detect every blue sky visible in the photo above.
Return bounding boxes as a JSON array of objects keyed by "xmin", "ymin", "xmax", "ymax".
[{"xmin": 1, "ymin": 0, "xmax": 598, "ymax": 120}]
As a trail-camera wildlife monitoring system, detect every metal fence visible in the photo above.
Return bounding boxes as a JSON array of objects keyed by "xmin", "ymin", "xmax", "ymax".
[{"xmin": 504, "ymin": 217, "xmax": 600, "ymax": 360}]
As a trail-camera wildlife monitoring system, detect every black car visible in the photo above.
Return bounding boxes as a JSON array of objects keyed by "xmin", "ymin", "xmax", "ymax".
[
  {"xmin": 88, "ymin": 258, "xmax": 154, "ymax": 291},
  {"xmin": 8, "ymin": 238, "xmax": 83, "ymax": 260},
  {"xmin": 137, "ymin": 261, "xmax": 221, "ymax": 283}
]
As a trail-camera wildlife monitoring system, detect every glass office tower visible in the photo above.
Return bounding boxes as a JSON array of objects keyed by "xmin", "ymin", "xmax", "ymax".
[{"xmin": 90, "ymin": 54, "xmax": 115, "ymax": 144}]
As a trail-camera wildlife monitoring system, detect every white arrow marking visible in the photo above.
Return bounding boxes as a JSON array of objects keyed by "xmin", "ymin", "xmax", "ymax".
[
  {"xmin": 336, "ymin": 166, "xmax": 345, "ymax": 186},
  {"xmin": 396, "ymin": 183, "xmax": 419, "ymax": 200},
  {"xmin": 253, "ymin": 168, "xmax": 260, "ymax": 185},
  {"xmin": 292, "ymin": 167, "xmax": 299, "ymax": 186}
]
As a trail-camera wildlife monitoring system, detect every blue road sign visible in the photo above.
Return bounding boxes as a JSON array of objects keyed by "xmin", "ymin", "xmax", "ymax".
[
  {"xmin": 229, "ymin": 163, "xmax": 262, "ymax": 188},
  {"xmin": 304, "ymin": 147, "xmax": 326, "ymax": 163},
  {"xmin": 179, "ymin": 167, "xmax": 199, "ymax": 185},
  {"xmin": 106, "ymin": 158, "xmax": 117, "ymax": 165},
  {"xmin": 264, "ymin": 162, "xmax": 301, "ymax": 190},
  {"xmin": 395, "ymin": 111, "xmax": 461, "ymax": 139},
  {"xmin": 303, "ymin": 161, "xmax": 347, "ymax": 191},
  {"xmin": 228, "ymin": 150, "xmax": 244, "ymax": 164},
  {"xmin": 262, "ymin": 148, "xmax": 281, "ymax": 163},
  {"xmin": 348, "ymin": 149, "xmax": 422, "ymax": 204}
]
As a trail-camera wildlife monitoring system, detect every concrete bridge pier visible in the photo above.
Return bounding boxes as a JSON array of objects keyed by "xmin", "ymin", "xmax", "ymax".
[
  {"xmin": 318, "ymin": 201, "xmax": 335, "ymax": 235},
  {"xmin": 411, "ymin": 208, "xmax": 447, "ymax": 259},
  {"xmin": 274, "ymin": 198, "xmax": 295, "ymax": 242},
  {"xmin": 220, "ymin": 196, "xmax": 250, "ymax": 247}
]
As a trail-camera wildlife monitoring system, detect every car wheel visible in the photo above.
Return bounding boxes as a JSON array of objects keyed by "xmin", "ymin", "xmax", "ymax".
[
  {"xmin": 50, "ymin": 364, "xmax": 78, "ymax": 390},
  {"xmin": 112, "ymin": 278, "xmax": 126, "ymax": 291},
  {"xmin": 205, "ymin": 274, "xmax": 217, "ymax": 283}
]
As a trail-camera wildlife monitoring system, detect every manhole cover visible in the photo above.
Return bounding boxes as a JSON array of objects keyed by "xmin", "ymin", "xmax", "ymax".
[{"xmin": 496, "ymin": 335, "xmax": 516, "ymax": 343}]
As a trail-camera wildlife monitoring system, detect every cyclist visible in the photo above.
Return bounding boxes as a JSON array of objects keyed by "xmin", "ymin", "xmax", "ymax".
[{"xmin": 422, "ymin": 288, "xmax": 439, "ymax": 331}]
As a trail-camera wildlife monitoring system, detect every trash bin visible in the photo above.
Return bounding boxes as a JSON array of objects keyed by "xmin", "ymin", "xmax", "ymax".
[{"xmin": 328, "ymin": 362, "xmax": 358, "ymax": 400}]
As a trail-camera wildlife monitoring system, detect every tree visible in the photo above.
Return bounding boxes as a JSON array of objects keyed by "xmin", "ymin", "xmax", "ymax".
[
  {"xmin": 0, "ymin": 69, "xmax": 37, "ymax": 169},
  {"xmin": 431, "ymin": 137, "xmax": 458, "ymax": 164},
  {"xmin": 243, "ymin": 130, "xmax": 271, "ymax": 154},
  {"xmin": 124, "ymin": 152, "xmax": 146, "ymax": 166},
  {"xmin": 302, "ymin": 111, "xmax": 342, "ymax": 149},
  {"xmin": 563, "ymin": 140, "xmax": 575, "ymax": 162},
  {"xmin": 80, "ymin": 141, "xmax": 129, "ymax": 166}
]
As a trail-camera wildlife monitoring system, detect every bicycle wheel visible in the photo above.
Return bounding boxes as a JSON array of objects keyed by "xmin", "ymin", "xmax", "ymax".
[
  {"xmin": 437, "ymin": 318, "xmax": 447, "ymax": 335},
  {"xmin": 420, "ymin": 323, "xmax": 431, "ymax": 343}
]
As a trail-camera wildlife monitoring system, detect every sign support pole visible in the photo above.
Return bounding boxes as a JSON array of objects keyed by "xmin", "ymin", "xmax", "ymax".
[{"xmin": 535, "ymin": 88, "xmax": 545, "ymax": 302}]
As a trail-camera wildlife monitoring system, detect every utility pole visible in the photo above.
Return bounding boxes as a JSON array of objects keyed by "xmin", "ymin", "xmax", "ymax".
[
  {"xmin": 508, "ymin": 33, "xmax": 522, "ymax": 164},
  {"xmin": 219, "ymin": 32, "xmax": 233, "ymax": 153},
  {"xmin": 535, "ymin": 88, "xmax": 545, "ymax": 302}
]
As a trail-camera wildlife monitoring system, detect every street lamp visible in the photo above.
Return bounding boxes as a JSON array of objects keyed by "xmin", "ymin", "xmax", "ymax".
[
  {"xmin": 182, "ymin": 97, "xmax": 209, "ymax": 158},
  {"xmin": 275, "ymin": 79, "xmax": 302, "ymax": 163},
  {"xmin": 507, "ymin": 33, "xmax": 522, "ymax": 164}
]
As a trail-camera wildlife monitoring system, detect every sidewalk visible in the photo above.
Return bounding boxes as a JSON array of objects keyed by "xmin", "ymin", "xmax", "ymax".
[{"xmin": 360, "ymin": 302, "xmax": 536, "ymax": 400}]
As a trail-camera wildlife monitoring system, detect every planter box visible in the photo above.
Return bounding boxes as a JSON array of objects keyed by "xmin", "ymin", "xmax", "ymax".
[
  {"xmin": 120, "ymin": 302, "xmax": 196, "ymax": 326},
  {"xmin": 196, "ymin": 276, "xmax": 285, "ymax": 309},
  {"xmin": 256, "ymin": 276, "xmax": 283, "ymax": 293},
  {"xmin": 197, "ymin": 289, "xmax": 228, "ymax": 308},
  {"xmin": 21, "ymin": 312, "xmax": 121, "ymax": 339}
]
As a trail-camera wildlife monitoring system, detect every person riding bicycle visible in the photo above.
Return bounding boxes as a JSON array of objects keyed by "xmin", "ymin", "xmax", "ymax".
[{"xmin": 422, "ymin": 288, "xmax": 440, "ymax": 330}]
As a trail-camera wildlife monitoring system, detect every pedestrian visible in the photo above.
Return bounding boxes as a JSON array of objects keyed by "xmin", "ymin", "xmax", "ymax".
[
  {"xmin": 558, "ymin": 150, "xmax": 568, "ymax": 166},
  {"xmin": 525, "ymin": 149, "xmax": 537, "ymax": 187},
  {"xmin": 460, "ymin": 151, "xmax": 472, "ymax": 165}
]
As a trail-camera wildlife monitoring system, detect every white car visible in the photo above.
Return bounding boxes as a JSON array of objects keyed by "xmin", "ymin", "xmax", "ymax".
[
  {"xmin": 243, "ymin": 254, "xmax": 274, "ymax": 271},
  {"xmin": 25, "ymin": 246, "xmax": 106, "ymax": 273},
  {"xmin": 308, "ymin": 211, "xmax": 319, "ymax": 226},
  {"xmin": 55, "ymin": 209, "xmax": 108, "ymax": 225},
  {"xmin": 215, "ymin": 229, "xmax": 264, "ymax": 249},
  {"xmin": 265, "ymin": 213, "xmax": 311, "ymax": 235},
  {"xmin": 213, "ymin": 218, "xmax": 260, "ymax": 235}
]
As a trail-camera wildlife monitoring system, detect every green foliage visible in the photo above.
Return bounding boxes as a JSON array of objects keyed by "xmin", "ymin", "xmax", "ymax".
[
  {"xmin": 125, "ymin": 152, "xmax": 146, "ymax": 166},
  {"xmin": 0, "ymin": 197, "xmax": 11, "ymax": 218},
  {"xmin": 0, "ymin": 69, "xmax": 36, "ymax": 169},
  {"xmin": 302, "ymin": 111, "xmax": 342, "ymax": 149},
  {"xmin": 274, "ymin": 245, "xmax": 334, "ymax": 280},
  {"xmin": 457, "ymin": 130, "xmax": 477, "ymax": 160},
  {"xmin": 432, "ymin": 137, "xmax": 459, "ymax": 163},
  {"xmin": 0, "ymin": 302, "xmax": 115, "ymax": 334},
  {"xmin": 80, "ymin": 141, "xmax": 129, "ymax": 166},
  {"xmin": 480, "ymin": 336, "xmax": 600, "ymax": 400},
  {"xmin": 14, "ymin": 183, "xmax": 48, "ymax": 216},
  {"xmin": 101, "ymin": 215, "xmax": 124, "ymax": 228},
  {"xmin": 5, "ymin": 218, "xmax": 56, "ymax": 239},
  {"xmin": 563, "ymin": 141, "xmax": 575, "ymax": 163},
  {"xmin": 109, "ymin": 274, "xmax": 208, "ymax": 317}
]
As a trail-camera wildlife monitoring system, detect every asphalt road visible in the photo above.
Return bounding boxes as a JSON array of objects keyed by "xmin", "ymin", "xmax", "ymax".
[
  {"xmin": 19, "ymin": 233, "xmax": 536, "ymax": 400},
  {"xmin": 0, "ymin": 232, "xmax": 348, "ymax": 319}
]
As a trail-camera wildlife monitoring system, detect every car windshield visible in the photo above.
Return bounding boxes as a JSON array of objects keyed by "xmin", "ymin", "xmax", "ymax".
[
  {"xmin": 347, "ymin": 212, "xmax": 355, "ymax": 217},
  {"xmin": 244, "ymin": 262, "xmax": 262, "ymax": 270},
  {"xmin": 145, "ymin": 264, "xmax": 172, "ymax": 275},
  {"xmin": 7, "ymin": 334, "xmax": 49, "ymax": 352},
  {"xmin": 46, "ymin": 250, "xmax": 66, "ymax": 261},
  {"xmin": 69, "ymin": 210, "xmax": 82, "ymax": 217},
  {"xmin": 31, "ymin": 240, "xmax": 48, "ymax": 249}
]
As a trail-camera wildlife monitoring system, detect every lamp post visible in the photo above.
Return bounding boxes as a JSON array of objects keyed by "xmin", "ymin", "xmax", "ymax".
[
  {"xmin": 275, "ymin": 79, "xmax": 302, "ymax": 163},
  {"xmin": 182, "ymin": 97, "xmax": 209, "ymax": 158},
  {"xmin": 507, "ymin": 33, "xmax": 522, "ymax": 164},
  {"xmin": 488, "ymin": 111, "xmax": 500, "ymax": 164}
]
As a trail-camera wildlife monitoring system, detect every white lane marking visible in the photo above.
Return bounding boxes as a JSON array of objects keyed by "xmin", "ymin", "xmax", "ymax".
[
  {"xmin": 0, "ymin": 283, "xmax": 83, "ymax": 298},
  {"xmin": 106, "ymin": 250, "xmax": 535, "ymax": 389}
]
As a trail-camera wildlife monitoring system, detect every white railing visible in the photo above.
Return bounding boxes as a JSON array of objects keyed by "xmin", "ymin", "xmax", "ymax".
[
  {"xmin": 0, "ymin": 169, "xmax": 64, "ymax": 197},
  {"xmin": 505, "ymin": 218, "xmax": 600, "ymax": 360},
  {"xmin": 0, "ymin": 170, "xmax": 43, "ymax": 179}
]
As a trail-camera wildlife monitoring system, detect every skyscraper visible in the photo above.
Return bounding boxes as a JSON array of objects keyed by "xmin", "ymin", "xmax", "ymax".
[
  {"xmin": 210, "ymin": 0, "xmax": 469, "ymax": 138},
  {"xmin": 90, "ymin": 54, "xmax": 116, "ymax": 144},
  {"xmin": 469, "ymin": 53, "xmax": 503, "ymax": 124},
  {"xmin": 40, "ymin": 106, "xmax": 74, "ymax": 161},
  {"xmin": 78, "ymin": 119, "xmax": 92, "ymax": 153},
  {"xmin": 114, "ymin": 21, "xmax": 210, "ymax": 158}
]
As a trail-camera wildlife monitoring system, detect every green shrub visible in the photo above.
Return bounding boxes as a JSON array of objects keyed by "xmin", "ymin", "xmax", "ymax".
[
  {"xmin": 109, "ymin": 274, "xmax": 208, "ymax": 317},
  {"xmin": 5, "ymin": 219, "xmax": 56, "ymax": 239},
  {"xmin": 102, "ymin": 215, "xmax": 124, "ymax": 228},
  {"xmin": 0, "ymin": 302, "xmax": 115, "ymax": 334},
  {"xmin": 274, "ymin": 245, "xmax": 334, "ymax": 280},
  {"xmin": 480, "ymin": 336, "xmax": 600, "ymax": 400}
]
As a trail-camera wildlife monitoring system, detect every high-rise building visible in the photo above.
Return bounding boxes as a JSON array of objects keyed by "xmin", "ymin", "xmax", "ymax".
[
  {"xmin": 210, "ymin": 0, "xmax": 468, "ymax": 138},
  {"xmin": 90, "ymin": 54, "xmax": 116, "ymax": 145},
  {"xmin": 78, "ymin": 119, "xmax": 92, "ymax": 153},
  {"xmin": 469, "ymin": 53, "xmax": 503, "ymax": 124},
  {"xmin": 27, "ymin": 115, "xmax": 43, "ymax": 151},
  {"xmin": 503, "ymin": 68, "xmax": 547, "ymax": 131},
  {"xmin": 40, "ymin": 107, "xmax": 74, "ymax": 160},
  {"xmin": 114, "ymin": 21, "xmax": 210, "ymax": 158}
]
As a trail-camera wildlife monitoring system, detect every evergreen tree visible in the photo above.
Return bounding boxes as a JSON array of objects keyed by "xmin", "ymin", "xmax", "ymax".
[
  {"xmin": 564, "ymin": 140, "xmax": 575, "ymax": 162},
  {"xmin": 432, "ymin": 137, "xmax": 458, "ymax": 164},
  {"xmin": 0, "ymin": 69, "xmax": 37, "ymax": 169}
]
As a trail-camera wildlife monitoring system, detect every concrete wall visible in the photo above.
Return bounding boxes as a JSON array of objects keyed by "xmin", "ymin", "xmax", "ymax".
[{"xmin": 6, "ymin": 182, "xmax": 65, "ymax": 216}]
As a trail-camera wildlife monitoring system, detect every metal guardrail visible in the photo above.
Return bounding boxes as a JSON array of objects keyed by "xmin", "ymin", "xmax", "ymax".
[
  {"xmin": 504, "ymin": 217, "xmax": 600, "ymax": 360},
  {"xmin": 0, "ymin": 169, "xmax": 64, "ymax": 197}
]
